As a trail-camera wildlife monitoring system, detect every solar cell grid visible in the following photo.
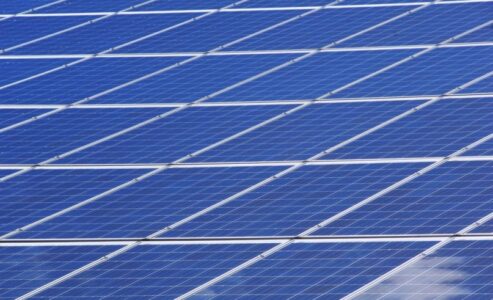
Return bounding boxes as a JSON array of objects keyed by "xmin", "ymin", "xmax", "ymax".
[
  {"xmin": 0, "ymin": 58, "xmax": 74, "ymax": 87},
  {"xmin": 456, "ymin": 24, "xmax": 493, "ymax": 43},
  {"xmin": 459, "ymin": 74, "xmax": 493, "ymax": 95},
  {"xmin": 0, "ymin": 0, "xmax": 56, "ymax": 14},
  {"xmin": 237, "ymin": 0, "xmax": 332, "ymax": 7},
  {"xmin": 0, "ymin": 109, "xmax": 50, "ymax": 130},
  {"xmin": 132, "ymin": 0, "xmax": 242, "ymax": 10},
  {"xmin": 38, "ymin": 0, "xmax": 148, "ymax": 13}
]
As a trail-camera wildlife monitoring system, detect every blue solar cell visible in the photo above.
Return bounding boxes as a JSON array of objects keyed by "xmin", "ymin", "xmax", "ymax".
[
  {"xmin": 228, "ymin": 6, "xmax": 408, "ymax": 50},
  {"xmin": 333, "ymin": 47, "xmax": 493, "ymax": 98},
  {"xmin": 210, "ymin": 50, "xmax": 415, "ymax": 102},
  {"xmin": 0, "ymin": 108, "xmax": 171, "ymax": 164},
  {"xmin": 0, "ymin": 58, "xmax": 73, "ymax": 87},
  {"xmin": 459, "ymin": 75, "xmax": 493, "ymax": 95},
  {"xmin": 340, "ymin": 3, "xmax": 493, "ymax": 46},
  {"xmin": 315, "ymin": 161, "xmax": 493, "ymax": 236},
  {"xmin": 237, "ymin": 0, "xmax": 331, "ymax": 7},
  {"xmin": 17, "ymin": 167, "xmax": 283, "ymax": 239},
  {"xmin": 0, "ymin": 109, "xmax": 49, "ymax": 129},
  {"xmin": 327, "ymin": 98, "xmax": 493, "ymax": 159},
  {"xmin": 342, "ymin": 0, "xmax": 427, "ymax": 3},
  {"xmin": 472, "ymin": 219, "xmax": 493, "ymax": 233},
  {"xmin": 164, "ymin": 163, "xmax": 424, "ymax": 238},
  {"xmin": 357, "ymin": 240, "xmax": 493, "ymax": 299},
  {"xmin": 0, "ymin": 57, "xmax": 183, "ymax": 104},
  {"xmin": 59, "ymin": 105, "xmax": 290, "ymax": 164},
  {"xmin": 466, "ymin": 138, "xmax": 493, "ymax": 156},
  {"xmin": 456, "ymin": 24, "xmax": 493, "ymax": 43},
  {"xmin": 0, "ymin": 16, "xmax": 93, "ymax": 51},
  {"xmin": 34, "ymin": 244, "xmax": 271, "ymax": 299},
  {"xmin": 134, "ymin": 0, "xmax": 239, "ymax": 10},
  {"xmin": 0, "ymin": 169, "xmax": 145, "ymax": 236},
  {"xmin": 12, "ymin": 14, "xmax": 198, "ymax": 54},
  {"xmin": 0, "ymin": 0, "xmax": 54, "ymax": 13},
  {"xmin": 196, "ymin": 241, "xmax": 434, "ymax": 299},
  {"xmin": 0, "ymin": 245, "xmax": 118, "ymax": 299},
  {"xmin": 93, "ymin": 54, "xmax": 298, "ymax": 104},
  {"xmin": 38, "ymin": 0, "xmax": 146, "ymax": 12},
  {"xmin": 191, "ymin": 101, "xmax": 420, "ymax": 162},
  {"xmin": 116, "ymin": 11, "xmax": 300, "ymax": 53}
]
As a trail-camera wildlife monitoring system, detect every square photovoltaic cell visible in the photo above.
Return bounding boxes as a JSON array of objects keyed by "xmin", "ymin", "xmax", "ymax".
[
  {"xmin": 326, "ymin": 98, "xmax": 493, "ymax": 159},
  {"xmin": 331, "ymin": 46, "xmax": 493, "ymax": 98},
  {"xmin": 0, "ymin": 58, "xmax": 74, "ymax": 87},
  {"xmin": 16, "ymin": 166, "xmax": 283, "ymax": 239},
  {"xmin": 191, "ymin": 101, "xmax": 420, "ymax": 162},
  {"xmin": 0, "ymin": 108, "xmax": 171, "ymax": 164},
  {"xmin": 33, "ymin": 244, "xmax": 272, "ymax": 299},
  {"xmin": 314, "ymin": 161, "xmax": 493, "ymax": 236},
  {"xmin": 455, "ymin": 25, "xmax": 493, "ymax": 43},
  {"xmin": 339, "ymin": 3, "xmax": 493, "ymax": 46},
  {"xmin": 195, "ymin": 241, "xmax": 434, "ymax": 299},
  {"xmin": 133, "ymin": 0, "xmax": 240, "ymax": 10},
  {"xmin": 209, "ymin": 49, "xmax": 416, "ymax": 102},
  {"xmin": 164, "ymin": 163, "xmax": 425, "ymax": 238},
  {"xmin": 92, "ymin": 54, "xmax": 298, "ymax": 104},
  {"xmin": 466, "ymin": 138, "xmax": 493, "ymax": 156},
  {"xmin": 472, "ymin": 219, "xmax": 493, "ymax": 233},
  {"xmin": 11, "ymin": 14, "xmax": 199, "ymax": 54},
  {"xmin": 0, "ymin": 57, "xmax": 184, "ymax": 104},
  {"xmin": 357, "ymin": 240, "xmax": 493, "ymax": 299},
  {"xmin": 0, "ymin": 245, "xmax": 119, "ymax": 299},
  {"xmin": 237, "ymin": 0, "xmax": 332, "ymax": 7},
  {"xmin": 0, "ymin": 109, "xmax": 49, "ymax": 129},
  {"xmin": 0, "ymin": 0, "xmax": 55, "ymax": 13},
  {"xmin": 342, "ymin": 0, "xmax": 428, "ymax": 3},
  {"xmin": 459, "ymin": 76, "xmax": 493, "ymax": 95},
  {"xmin": 59, "ymin": 105, "xmax": 290, "ymax": 164},
  {"xmin": 228, "ymin": 6, "xmax": 409, "ymax": 50},
  {"xmin": 0, "ymin": 169, "xmax": 145, "ymax": 236},
  {"xmin": 115, "ymin": 11, "xmax": 301, "ymax": 53},
  {"xmin": 38, "ymin": 0, "xmax": 146, "ymax": 12}
]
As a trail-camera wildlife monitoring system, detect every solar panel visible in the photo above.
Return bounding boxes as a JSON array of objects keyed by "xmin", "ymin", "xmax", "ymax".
[{"xmin": 2, "ymin": 0, "xmax": 493, "ymax": 298}]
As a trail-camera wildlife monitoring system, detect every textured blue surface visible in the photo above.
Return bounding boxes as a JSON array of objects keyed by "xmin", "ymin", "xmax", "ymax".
[
  {"xmin": 0, "ymin": 109, "xmax": 49, "ymax": 129},
  {"xmin": 358, "ymin": 240, "xmax": 493, "ymax": 299},
  {"xmin": 164, "ymin": 163, "xmax": 424, "ymax": 238},
  {"xmin": 116, "ymin": 11, "xmax": 300, "ymax": 53},
  {"xmin": 473, "ymin": 219, "xmax": 493, "ymax": 233},
  {"xmin": 327, "ymin": 98, "xmax": 493, "ymax": 159},
  {"xmin": 17, "ymin": 167, "xmax": 282, "ymax": 239},
  {"xmin": 459, "ymin": 75, "xmax": 493, "ymax": 95},
  {"xmin": 0, "ymin": 245, "xmax": 118, "ymax": 299},
  {"xmin": 93, "ymin": 54, "xmax": 297, "ymax": 104},
  {"xmin": 315, "ymin": 161, "xmax": 493, "ymax": 235},
  {"xmin": 0, "ymin": 58, "xmax": 74, "ymax": 87},
  {"xmin": 237, "ymin": 0, "xmax": 331, "ymax": 7},
  {"xmin": 211, "ymin": 49, "xmax": 416, "ymax": 101},
  {"xmin": 333, "ymin": 46, "xmax": 493, "ymax": 98},
  {"xmin": 196, "ymin": 242, "xmax": 434, "ymax": 299},
  {"xmin": 38, "ymin": 0, "xmax": 146, "ymax": 12},
  {"xmin": 34, "ymin": 244, "xmax": 271, "ymax": 299},
  {"xmin": 134, "ymin": 0, "xmax": 240, "ymax": 10},
  {"xmin": 0, "ymin": 108, "xmax": 170, "ymax": 164},
  {"xmin": 0, "ymin": 57, "xmax": 183, "ymax": 104},
  {"xmin": 60, "ymin": 105, "xmax": 289, "ymax": 163},
  {"xmin": 0, "ymin": 0, "xmax": 54, "ymax": 13},
  {"xmin": 12, "ymin": 14, "xmax": 198, "ymax": 54},
  {"xmin": 466, "ymin": 138, "xmax": 493, "ymax": 156},
  {"xmin": 456, "ymin": 25, "xmax": 493, "ymax": 43},
  {"xmin": 192, "ymin": 101, "xmax": 420, "ymax": 162},
  {"xmin": 340, "ymin": 3, "xmax": 493, "ymax": 46},
  {"xmin": 229, "ymin": 6, "xmax": 408, "ymax": 50},
  {"xmin": 342, "ymin": 0, "xmax": 427, "ymax": 3}
]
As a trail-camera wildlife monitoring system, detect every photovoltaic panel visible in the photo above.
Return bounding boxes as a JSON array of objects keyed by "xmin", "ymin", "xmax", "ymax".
[
  {"xmin": 339, "ymin": 3, "xmax": 493, "ymax": 47},
  {"xmin": 163, "ymin": 163, "xmax": 425, "ymax": 238},
  {"xmin": 227, "ymin": 6, "xmax": 409, "ymax": 50},
  {"xmin": 0, "ymin": 58, "xmax": 74, "ymax": 87},
  {"xmin": 59, "ymin": 105, "xmax": 290, "ymax": 164},
  {"xmin": 357, "ymin": 240, "xmax": 493, "ymax": 299},
  {"xmin": 332, "ymin": 46, "xmax": 493, "ymax": 99},
  {"xmin": 314, "ymin": 161, "xmax": 493, "ymax": 236},
  {"xmin": 0, "ymin": 108, "xmax": 171, "ymax": 164},
  {"xmin": 0, "ymin": 245, "xmax": 119, "ymax": 299},
  {"xmin": 11, "ymin": 14, "xmax": 199, "ymax": 54},
  {"xmin": 459, "ymin": 75, "xmax": 493, "ymax": 95},
  {"xmin": 326, "ymin": 98, "xmax": 493, "ymax": 159},
  {"xmin": 237, "ymin": 0, "xmax": 333, "ymax": 7},
  {"xmin": 38, "ymin": 0, "xmax": 147, "ymax": 13},
  {"xmin": 0, "ymin": 0, "xmax": 55, "ymax": 13},
  {"xmin": 191, "ymin": 101, "xmax": 420, "ymax": 162},
  {"xmin": 465, "ymin": 138, "xmax": 493, "ymax": 156},
  {"xmin": 456, "ymin": 25, "xmax": 493, "ymax": 43},
  {"xmin": 194, "ymin": 241, "xmax": 435, "ymax": 299},
  {"xmin": 0, "ymin": 109, "xmax": 49, "ymax": 129},
  {"xmin": 472, "ymin": 219, "xmax": 493, "ymax": 233},
  {"xmin": 0, "ymin": 57, "xmax": 184, "ymax": 104},
  {"xmin": 342, "ymin": 0, "xmax": 428, "ymax": 3},
  {"xmin": 132, "ymin": 0, "xmax": 240, "ymax": 10},
  {"xmin": 33, "ymin": 244, "xmax": 272, "ymax": 299}
]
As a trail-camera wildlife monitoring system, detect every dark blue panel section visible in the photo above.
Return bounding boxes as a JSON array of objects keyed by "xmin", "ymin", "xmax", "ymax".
[
  {"xmin": 334, "ymin": 47, "xmax": 493, "ymax": 98},
  {"xmin": 467, "ymin": 138, "xmax": 493, "ymax": 156},
  {"xmin": 197, "ymin": 242, "xmax": 434, "ymax": 299},
  {"xmin": 342, "ymin": 0, "xmax": 427, "ymax": 3},
  {"xmin": 328, "ymin": 98, "xmax": 493, "ymax": 159},
  {"xmin": 238, "ymin": 0, "xmax": 331, "ymax": 7},
  {"xmin": 165, "ymin": 163, "xmax": 424, "ymax": 238},
  {"xmin": 39, "ymin": 0, "xmax": 145, "ymax": 12},
  {"xmin": 210, "ymin": 50, "xmax": 415, "ymax": 102},
  {"xmin": 0, "ymin": 169, "xmax": 145, "ymax": 236},
  {"xmin": 229, "ymin": 6, "xmax": 409, "ymax": 50},
  {"xmin": 134, "ymin": 0, "xmax": 239, "ymax": 10},
  {"xmin": 0, "ymin": 170, "xmax": 14, "ymax": 178},
  {"xmin": 0, "ymin": 0, "xmax": 54, "ymax": 13},
  {"xmin": 18, "ymin": 167, "xmax": 282, "ymax": 239},
  {"xmin": 60, "ymin": 105, "xmax": 290, "ymax": 163},
  {"xmin": 0, "ymin": 16, "xmax": 93, "ymax": 51},
  {"xmin": 34, "ymin": 244, "xmax": 270, "ymax": 299},
  {"xmin": 358, "ymin": 240, "xmax": 493, "ymax": 299},
  {"xmin": 0, "ymin": 245, "xmax": 118, "ymax": 299},
  {"xmin": 192, "ymin": 101, "xmax": 420, "ymax": 162},
  {"xmin": 117, "ymin": 11, "xmax": 300, "ymax": 53},
  {"xmin": 0, "ymin": 58, "xmax": 73, "ymax": 87},
  {"xmin": 459, "ymin": 76, "xmax": 493, "ymax": 95},
  {"xmin": 12, "ymin": 14, "xmax": 198, "ymax": 54},
  {"xmin": 473, "ymin": 219, "xmax": 493, "ymax": 233},
  {"xmin": 0, "ymin": 109, "xmax": 49, "ymax": 129},
  {"xmin": 0, "ymin": 108, "xmax": 170, "ymax": 164},
  {"xmin": 93, "ymin": 54, "xmax": 298, "ymax": 104},
  {"xmin": 0, "ymin": 57, "xmax": 183, "ymax": 104},
  {"xmin": 316, "ymin": 161, "xmax": 493, "ymax": 235},
  {"xmin": 456, "ymin": 24, "xmax": 493, "ymax": 43},
  {"xmin": 341, "ymin": 3, "xmax": 493, "ymax": 46}
]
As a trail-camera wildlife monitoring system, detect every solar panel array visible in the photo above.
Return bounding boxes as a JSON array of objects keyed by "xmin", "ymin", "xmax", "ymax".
[{"xmin": 1, "ymin": 0, "xmax": 492, "ymax": 299}]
